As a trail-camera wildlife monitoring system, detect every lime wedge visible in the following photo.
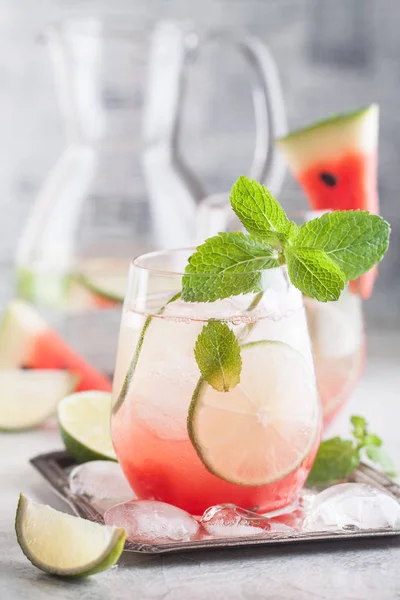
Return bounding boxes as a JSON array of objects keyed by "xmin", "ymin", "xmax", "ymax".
[
  {"xmin": 0, "ymin": 370, "xmax": 77, "ymax": 431},
  {"xmin": 57, "ymin": 391, "xmax": 117, "ymax": 463},
  {"xmin": 15, "ymin": 494, "xmax": 125, "ymax": 577},
  {"xmin": 188, "ymin": 341, "xmax": 320, "ymax": 486}
]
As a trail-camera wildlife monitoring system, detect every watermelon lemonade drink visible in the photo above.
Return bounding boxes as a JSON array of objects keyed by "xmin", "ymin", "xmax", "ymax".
[
  {"xmin": 111, "ymin": 177, "xmax": 389, "ymax": 516},
  {"xmin": 112, "ymin": 250, "xmax": 320, "ymax": 515},
  {"xmin": 7, "ymin": 175, "xmax": 391, "ymax": 576}
]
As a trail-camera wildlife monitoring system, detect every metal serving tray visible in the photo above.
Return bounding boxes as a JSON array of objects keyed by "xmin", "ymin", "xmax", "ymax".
[{"xmin": 30, "ymin": 450, "xmax": 400, "ymax": 555}]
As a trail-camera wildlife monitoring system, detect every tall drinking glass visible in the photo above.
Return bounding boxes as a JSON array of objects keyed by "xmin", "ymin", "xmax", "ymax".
[{"xmin": 111, "ymin": 249, "xmax": 320, "ymax": 515}]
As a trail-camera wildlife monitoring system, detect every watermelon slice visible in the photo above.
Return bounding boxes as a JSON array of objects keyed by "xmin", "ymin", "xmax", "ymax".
[
  {"xmin": 0, "ymin": 301, "xmax": 112, "ymax": 392},
  {"xmin": 16, "ymin": 263, "xmax": 124, "ymax": 311},
  {"xmin": 74, "ymin": 258, "xmax": 129, "ymax": 305},
  {"xmin": 277, "ymin": 105, "xmax": 379, "ymax": 298}
]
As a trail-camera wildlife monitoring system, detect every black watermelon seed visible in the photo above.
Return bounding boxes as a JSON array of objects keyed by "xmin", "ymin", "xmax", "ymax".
[{"xmin": 320, "ymin": 172, "xmax": 337, "ymax": 187}]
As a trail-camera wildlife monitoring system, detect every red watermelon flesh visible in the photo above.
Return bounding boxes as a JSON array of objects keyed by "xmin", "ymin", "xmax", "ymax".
[
  {"xmin": 277, "ymin": 105, "xmax": 379, "ymax": 298},
  {"xmin": 298, "ymin": 152, "xmax": 378, "ymax": 213},
  {"xmin": 0, "ymin": 301, "xmax": 112, "ymax": 392}
]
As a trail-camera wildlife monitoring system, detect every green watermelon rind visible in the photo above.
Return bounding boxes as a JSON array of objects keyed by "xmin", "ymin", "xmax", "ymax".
[
  {"xmin": 276, "ymin": 104, "xmax": 378, "ymax": 144},
  {"xmin": 72, "ymin": 273, "xmax": 124, "ymax": 304}
]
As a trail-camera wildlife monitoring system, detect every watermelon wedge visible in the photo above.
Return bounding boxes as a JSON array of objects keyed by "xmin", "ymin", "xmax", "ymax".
[
  {"xmin": 277, "ymin": 105, "xmax": 379, "ymax": 298},
  {"xmin": 16, "ymin": 263, "xmax": 124, "ymax": 311},
  {"xmin": 0, "ymin": 301, "xmax": 112, "ymax": 392}
]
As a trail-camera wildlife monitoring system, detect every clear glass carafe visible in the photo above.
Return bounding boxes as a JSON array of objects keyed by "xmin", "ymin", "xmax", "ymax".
[{"xmin": 15, "ymin": 19, "xmax": 287, "ymax": 374}]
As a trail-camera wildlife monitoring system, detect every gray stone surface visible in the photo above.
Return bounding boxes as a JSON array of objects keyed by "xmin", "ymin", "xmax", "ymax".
[
  {"xmin": 0, "ymin": 0, "xmax": 399, "ymax": 326},
  {"xmin": 1, "ymin": 329, "xmax": 400, "ymax": 599},
  {"xmin": 1, "ymin": 2, "xmax": 400, "ymax": 597}
]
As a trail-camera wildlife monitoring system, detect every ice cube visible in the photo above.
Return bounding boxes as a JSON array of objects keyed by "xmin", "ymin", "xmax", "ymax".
[
  {"xmin": 201, "ymin": 504, "xmax": 294, "ymax": 538},
  {"xmin": 104, "ymin": 500, "xmax": 200, "ymax": 543},
  {"xmin": 302, "ymin": 483, "xmax": 400, "ymax": 532},
  {"xmin": 69, "ymin": 461, "xmax": 135, "ymax": 514},
  {"xmin": 269, "ymin": 493, "xmax": 315, "ymax": 530},
  {"xmin": 300, "ymin": 488, "xmax": 318, "ymax": 508}
]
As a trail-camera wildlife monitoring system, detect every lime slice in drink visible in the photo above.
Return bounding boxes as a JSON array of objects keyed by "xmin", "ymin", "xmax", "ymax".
[
  {"xmin": 75, "ymin": 258, "xmax": 129, "ymax": 303},
  {"xmin": 0, "ymin": 370, "xmax": 77, "ymax": 431},
  {"xmin": 15, "ymin": 494, "xmax": 125, "ymax": 577},
  {"xmin": 57, "ymin": 391, "xmax": 117, "ymax": 463},
  {"xmin": 188, "ymin": 341, "xmax": 320, "ymax": 486}
]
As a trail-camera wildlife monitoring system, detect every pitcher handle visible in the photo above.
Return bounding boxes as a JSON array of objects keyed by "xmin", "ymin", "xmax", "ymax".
[
  {"xmin": 142, "ymin": 22, "xmax": 288, "ymax": 248},
  {"xmin": 224, "ymin": 33, "xmax": 288, "ymax": 194},
  {"xmin": 193, "ymin": 30, "xmax": 288, "ymax": 195}
]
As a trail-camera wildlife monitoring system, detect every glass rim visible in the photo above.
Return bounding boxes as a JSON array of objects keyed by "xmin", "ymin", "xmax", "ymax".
[{"xmin": 131, "ymin": 247, "xmax": 285, "ymax": 277}]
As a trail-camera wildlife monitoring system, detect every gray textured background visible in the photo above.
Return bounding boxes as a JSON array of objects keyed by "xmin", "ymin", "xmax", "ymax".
[{"xmin": 1, "ymin": 0, "xmax": 399, "ymax": 327}]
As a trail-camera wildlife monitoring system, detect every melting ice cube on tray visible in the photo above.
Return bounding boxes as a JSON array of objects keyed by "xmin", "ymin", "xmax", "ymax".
[
  {"xmin": 302, "ymin": 483, "xmax": 400, "ymax": 532},
  {"xmin": 201, "ymin": 504, "xmax": 295, "ymax": 538},
  {"xmin": 104, "ymin": 500, "xmax": 200, "ymax": 543},
  {"xmin": 69, "ymin": 460, "xmax": 135, "ymax": 514}
]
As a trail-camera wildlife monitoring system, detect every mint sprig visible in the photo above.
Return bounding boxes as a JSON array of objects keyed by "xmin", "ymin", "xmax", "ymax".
[
  {"xmin": 350, "ymin": 416, "xmax": 397, "ymax": 477},
  {"xmin": 182, "ymin": 175, "xmax": 390, "ymax": 303},
  {"xmin": 307, "ymin": 415, "xmax": 397, "ymax": 485},
  {"xmin": 194, "ymin": 321, "xmax": 242, "ymax": 392}
]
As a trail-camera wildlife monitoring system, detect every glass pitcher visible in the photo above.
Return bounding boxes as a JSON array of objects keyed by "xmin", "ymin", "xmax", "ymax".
[{"xmin": 15, "ymin": 18, "xmax": 287, "ymax": 374}]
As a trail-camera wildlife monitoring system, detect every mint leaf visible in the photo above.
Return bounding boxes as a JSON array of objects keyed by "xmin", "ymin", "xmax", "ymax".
[
  {"xmin": 194, "ymin": 321, "xmax": 241, "ymax": 392},
  {"xmin": 363, "ymin": 434, "xmax": 382, "ymax": 447},
  {"xmin": 297, "ymin": 211, "xmax": 391, "ymax": 280},
  {"xmin": 365, "ymin": 445, "xmax": 397, "ymax": 478},
  {"xmin": 307, "ymin": 437, "xmax": 360, "ymax": 485},
  {"xmin": 230, "ymin": 176, "xmax": 297, "ymax": 244},
  {"xmin": 351, "ymin": 415, "xmax": 368, "ymax": 442},
  {"xmin": 182, "ymin": 232, "xmax": 279, "ymax": 303},
  {"xmin": 285, "ymin": 246, "xmax": 346, "ymax": 302}
]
